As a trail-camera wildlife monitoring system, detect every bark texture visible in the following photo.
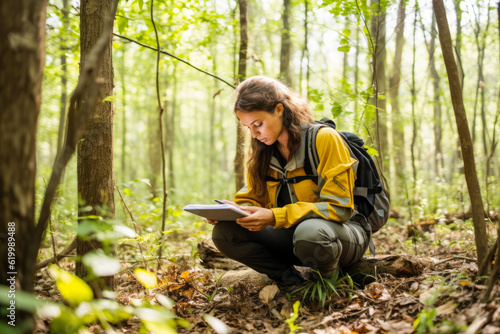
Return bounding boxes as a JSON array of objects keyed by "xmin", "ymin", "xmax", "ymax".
[
  {"xmin": 429, "ymin": 12, "xmax": 443, "ymax": 176},
  {"xmin": 234, "ymin": 0, "xmax": 249, "ymax": 192},
  {"xmin": 0, "ymin": 0, "xmax": 47, "ymax": 293},
  {"xmin": 389, "ymin": 0, "xmax": 406, "ymax": 196},
  {"xmin": 76, "ymin": 0, "xmax": 115, "ymax": 290},
  {"xmin": 432, "ymin": 0, "xmax": 488, "ymax": 267},
  {"xmin": 279, "ymin": 0, "xmax": 292, "ymax": 86},
  {"xmin": 370, "ymin": 0, "xmax": 388, "ymax": 174}
]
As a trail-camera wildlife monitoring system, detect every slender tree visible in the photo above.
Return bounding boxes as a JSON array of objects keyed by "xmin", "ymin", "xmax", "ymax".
[
  {"xmin": 471, "ymin": 0, "xmax": 492, "ymax": 158},
  {"xmin": 370, "ymin": 0, "xmax": 388, "ymax": 175},
  {"xmin": 120, "ymin": 45, "xmax": 128, "ymax": 180},
  {"xmin": 234, "ymin": 0, "xmax": 249, "ymax": 192},
  {"xmin": 58, "ymin": 0, "xmax": 70, "ymax": 154},
  {"xmin": 299, "ymin": 0, "xmax": 310, "ymax": 97},
  {"xmin": 432, "ymin": 0, "xmax": 488, "ymax": 268},
  {"xmin": 168, "ymin": 63, "xmax": 178, "ymax": 189},
  {"xmin": 280, "ymin": 0, "xmax": 292, "ymax": 86},
  {"xmin": 76, "ymin": 0, "xmax": 116, "ymax": 291},
  {"xmin": 428, "ymin": 11, "xmax": 443, "ymax": 177},
  {"xmin": 389, "ymin": 0, "xmax": 406, "ymax": 196}
]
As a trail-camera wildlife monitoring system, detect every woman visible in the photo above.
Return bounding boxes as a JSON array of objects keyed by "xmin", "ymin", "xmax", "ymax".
[{"xmin": 210, "ymin": 76, "xmax": 370, "ymax": 286}]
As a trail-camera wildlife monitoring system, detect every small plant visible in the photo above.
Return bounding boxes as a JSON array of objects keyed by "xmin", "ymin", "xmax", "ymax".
[
  {"xmin": 284, "ymin": 300, "xmax": 302, "ymax": 334},
  {"xmin": 413, "ymin": 308, "xmax": 437, "ymax": 334},
  {"xmin": 293, "ymin": 269, "xmax": 354, "ymax": 309}
]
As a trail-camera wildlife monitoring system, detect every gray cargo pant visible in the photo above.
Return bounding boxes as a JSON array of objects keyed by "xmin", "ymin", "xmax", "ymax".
[{"xmin": 212, "ymin": 217, "xmax": 370, "ymax": 285}]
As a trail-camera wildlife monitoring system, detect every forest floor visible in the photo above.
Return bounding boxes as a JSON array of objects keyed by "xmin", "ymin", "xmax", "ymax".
[{"xmin": 34, "ymin": 217, "xmax": 500, "ymax": 334}]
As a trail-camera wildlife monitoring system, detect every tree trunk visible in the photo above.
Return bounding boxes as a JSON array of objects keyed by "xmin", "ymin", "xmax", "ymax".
[
  {"xmin": 342, "ymin": 17, "xmax": 349, "ymax": 93},
  {"xmin": 0, "ymin": 0, "xmax": 47, "ymax": 290},
  {"xmin": 432, "ymin": 0, "xmax": 488, "ymax": 268},
  {"xmin": 279, "ymin": 0, "xmax": 292, "ymax": 86},
  {"xmin": 76, "ymin": 0, "xmax": 115, "ymax": 291},
  {"xmin": 450, "ymin": 0, "xmax": 464, "ymax": 181},
  {"xmin": 453, "ymin": 0, "xmax": 464, "ymax": 87},
  {"xmin": 370, "ymin": 0, "xmax": 388, "ymax": 175},
  {"xmin": 234, "ymin": 0, "xmax": 249, "ymax": 192},
  {"xmin": 58, "ymin": 0, "xmax": 70, "ymax": 155},
  {"xmin": 299, "ymin": 0, "xmax": 309, "ymax": 97},
  {"xmin": 148, "ymin": 104, "xmax": 162, "ymax": 198},
  {"xmin": 209, "ymin": 55, "xmax": 218, "ymax": 195},
  {"xmin": 410, "ymin": 5, "xmax": 418, "ymax": 190},
  {"xmin": 168, "ymin": 63, "xmax": 177, "ymax": 189},
  {"xmin": 389, "ymin": 0, "xmax": 406, "ymax": 197},
  {"xmin": 354, "ymin": 14, "xmax": 361, "ymax": 124},
  {"xmin": 0, "ymin": 1, "xmax": 47, "ymax": 331},
  {"xmin": 120, "ymin": 44, "xmax": 127, "ymax": 180},
  {"xmin": 429, "ymin": 12, "xmax": 443, "ymax": 177}
]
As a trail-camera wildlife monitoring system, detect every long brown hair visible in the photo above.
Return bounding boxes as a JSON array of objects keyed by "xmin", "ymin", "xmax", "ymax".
[{"xmin": 234, "ymin": 76, "xmax": 314, "ymax": 196}]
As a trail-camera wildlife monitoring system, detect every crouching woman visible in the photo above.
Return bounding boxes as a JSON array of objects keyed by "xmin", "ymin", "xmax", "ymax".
[{"xmin": 209, "ymin": 76, "xmax": 370, "ymax": 286}]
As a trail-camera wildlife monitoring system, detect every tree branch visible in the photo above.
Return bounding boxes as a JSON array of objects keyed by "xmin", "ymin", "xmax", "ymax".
[
  {"xmin": 113, "ymin": 33, "xmax": 235, "ymax": 89},
  {"xmin": 36, "ymin": 238, "xmax": 77, "ymax": 270}
]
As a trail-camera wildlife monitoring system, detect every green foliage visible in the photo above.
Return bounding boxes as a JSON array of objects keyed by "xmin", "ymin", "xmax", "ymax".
[
  {"xmin": 42, "ymin": 265, "xmax": 186, "ymax": 334},
  {"xmin": 413, "ymin": 308, "xmax": 437, "ymax": 334},
  {"xmin": 284, "ymin": 300, "xmax": 302, "ymax": 334},
  {"xmin": 293, "ymin": 270, "xmax": 354, "ymax": 309}
]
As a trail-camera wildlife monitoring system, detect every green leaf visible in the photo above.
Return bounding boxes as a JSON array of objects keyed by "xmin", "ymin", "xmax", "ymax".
[
  {"xmin": 340, "ymin": 37, "xmax": 349, "ymax": 45},
  {"xmin": 117, "ymin": 16, "xmax": 128, "ymax": 35},
  {"xmin": 337, "ymin": 45, "xmax": 351, "ymax": 53},
  {"xmin": 102, "ymin": 95, "xmax": 117, "ymax": 102},
  {"xmin": 139, "ymin": 0, "xmax": 144, "ymax": 10},
  {"xmin": 331, "ymin": 101, "xmax": 344, "ymax": 118},
  {"xmin": 124, "ymin": 187, "xmax": 132, "ymax": 195},
  {"xmin": 49, "ymin": 264, "xmax": 94, "ymax": 306},
  {"xmin": 364, "ymin": 145, "xmax": 379, "ymax": 156},
  {"xmin": 342, "ymin": 28, "xmax": 351, "ymax": 37}
]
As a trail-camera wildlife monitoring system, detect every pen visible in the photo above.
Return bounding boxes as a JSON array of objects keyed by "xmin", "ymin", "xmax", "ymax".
[{"xmin": 214, "ymin": 199, "xmax": 225, "ymax": 204}]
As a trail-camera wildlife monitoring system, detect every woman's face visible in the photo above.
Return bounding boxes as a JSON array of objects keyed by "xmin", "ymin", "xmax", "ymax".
[{"xmin": 236, "ymin": 104, "xmax": 286, "ymax": 146}]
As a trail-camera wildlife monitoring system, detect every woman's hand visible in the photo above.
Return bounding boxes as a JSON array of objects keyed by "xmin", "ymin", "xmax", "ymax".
[
  {"xmin": 206, "ymin": 219, "xmax": 219, "ymax": 226},
  {"xmin": 236, "ymin": 206, "xmax": 276, "ymax": 232}
]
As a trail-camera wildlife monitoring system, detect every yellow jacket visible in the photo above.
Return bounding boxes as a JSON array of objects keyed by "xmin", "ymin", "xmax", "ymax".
[{"xmin": 234, "ymin": 124, "xmax": 357, "ymax": 229}]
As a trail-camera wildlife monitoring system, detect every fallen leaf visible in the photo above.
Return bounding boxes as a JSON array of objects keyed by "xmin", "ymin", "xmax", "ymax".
[
  {"xmin": 364, "ymin": 282, "xmax": 391, "ymax": 301},
  {"xmin": 435, "ymin": 301, "xmax": 457, "ymax": 316},
  {"xmin": 259, "ymin": 285, "xmax": 279, "ymax": 304},
  {"xmin": 134, "ymin": 268, "xmax": 157, "ymax": 289}
]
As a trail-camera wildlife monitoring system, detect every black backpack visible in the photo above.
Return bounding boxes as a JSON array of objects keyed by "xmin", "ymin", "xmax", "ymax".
[{"xmin": 303, "ymin": 117, "xmax": 390, "ymax": 237}]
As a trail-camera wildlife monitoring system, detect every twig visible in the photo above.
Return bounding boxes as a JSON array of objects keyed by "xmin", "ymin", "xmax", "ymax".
[
  {"xmin": 36, "ymin": 238, "xmax": 77, "ymax": 270},
  {"xmin": 34, "ymin": 0, "xmax": 120, "ymax": 252},
  {"xmin": 49, "ymin": 217, "xmax": 59, "ymax": 267},
  {"xmin": 113, "ymin": 33, "xmax": 235, "ymax": 89},
  {"xmin": 433, "ymin": 255, "xmax": 477, "ymax": 265},
  {"xmin": 114, "ymin": 184, "xmax": 149, "ymax": 270}
]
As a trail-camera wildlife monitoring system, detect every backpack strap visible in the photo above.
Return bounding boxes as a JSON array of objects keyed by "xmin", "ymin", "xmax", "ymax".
[
  {"xmin": 265, "ymin": 175, "xmax": 317, "ymax": 185},
  {"xmin": 303, "ymin": 118, "xmax": 337, "ymax": 179}
]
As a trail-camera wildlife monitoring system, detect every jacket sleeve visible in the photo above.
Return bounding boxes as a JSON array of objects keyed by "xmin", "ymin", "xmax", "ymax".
[
  {"xmin": 271, "ymin": 127, "xmax": 356, "ymax": 228},
  {"xmin": 234, "ymin": 172, "xmax": 268, "ymax": 208}
]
